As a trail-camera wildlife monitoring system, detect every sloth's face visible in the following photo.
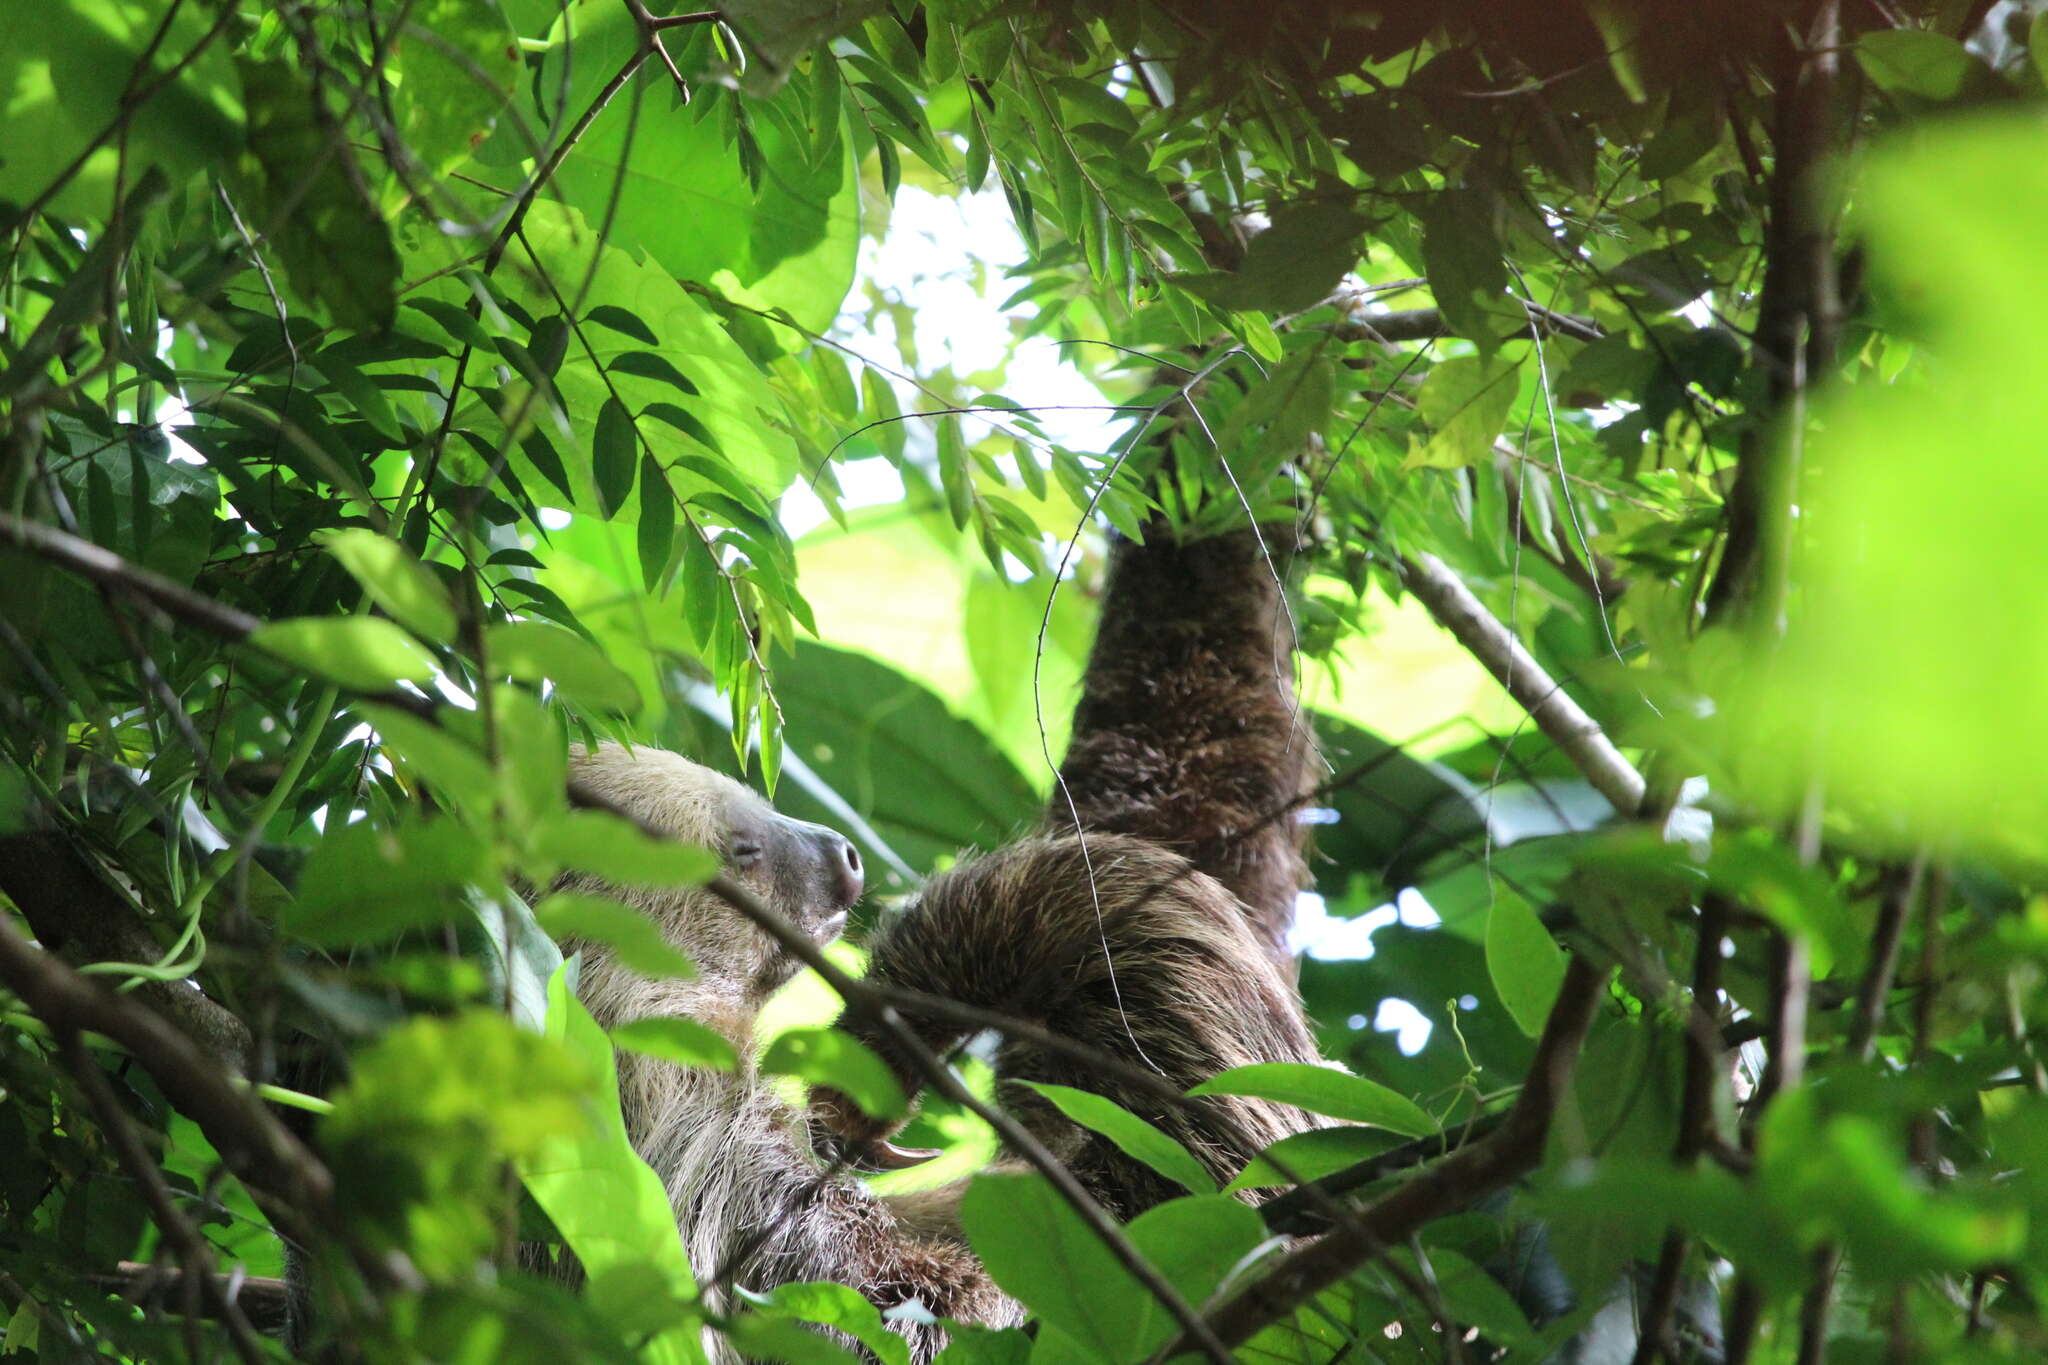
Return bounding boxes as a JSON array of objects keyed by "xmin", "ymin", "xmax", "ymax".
[{"xmin": 566, "ymin": 744, "xmax": 863, "ymax": 996}]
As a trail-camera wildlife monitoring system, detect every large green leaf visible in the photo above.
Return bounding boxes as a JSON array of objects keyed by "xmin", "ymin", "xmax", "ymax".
[
  {"xmin": 962, "ymin": 1176, "xmax": 1263, "ymax": 1362},
  {"xmin": 522, "ymin": 970, "xmax": 707, "ymax": 1365},
  {"xmin": 1189, "ymin": 1062, "xmax": 1435, "ymax": 1137},
  {"xmin": 0, "ymin": 0, "xmax": 242, "ymax": 219},
  {"xmin": 1017, "ymin": 1082, "xmax": 1215, "ymax": 1195},
  {"xmin": 538, "ymin": 9, "xmax": 859, "ymax": 334},
  {"xmin": 234, "ymin": 59, "xmax": 399, "ymax": 332}
]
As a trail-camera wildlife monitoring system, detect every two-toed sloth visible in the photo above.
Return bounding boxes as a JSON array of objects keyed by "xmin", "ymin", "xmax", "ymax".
[{"xmin": 567, "ymin": 527, "xmax": 1329, "ymax": 1363}]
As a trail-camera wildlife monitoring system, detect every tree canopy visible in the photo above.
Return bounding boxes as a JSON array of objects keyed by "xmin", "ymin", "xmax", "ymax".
[{"xmin": 5, "ymin": 0, "xmax": 2048, "ymax": 1361}]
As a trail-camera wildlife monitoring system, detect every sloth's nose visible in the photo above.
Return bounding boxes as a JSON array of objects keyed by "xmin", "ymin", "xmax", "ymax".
[{"xmin": 819, "ymin": 829, "xmax": 863, "ymax": 909}]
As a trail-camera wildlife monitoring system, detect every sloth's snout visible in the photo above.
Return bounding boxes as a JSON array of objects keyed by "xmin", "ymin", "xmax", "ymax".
[{"xmin": 815, "ymin": 828, "xmax": 864, "ymax": 911}]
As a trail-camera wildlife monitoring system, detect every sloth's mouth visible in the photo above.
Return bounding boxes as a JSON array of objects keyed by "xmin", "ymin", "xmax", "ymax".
[{"xmin": 816, "ymin": 909, "xmax": 848, "ymax": 942}]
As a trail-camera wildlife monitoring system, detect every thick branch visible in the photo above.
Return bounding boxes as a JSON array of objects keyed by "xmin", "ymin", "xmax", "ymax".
[
  {"xmin": 65, "ymin": 1035, "xmax": 268, "ymax": 1365},
  {"xmin": 0, "ymin": 510, "xmax": 263, "ymax": 640},
  {"xmin": 0, "ymin": 831, "xmax": 253, "ymax": 1072},
  {"xmin": 0, "ymin": 911, "xmax": 333, "ymax": 1223},
  {"xmin": 97, "ymin": 1264, "xmax": 293, "ymax": 1334},
  {"xmin": 1704, "ymin": 0, "xmax": 1847, "ymax": 623},
  {"xmin": 1171, "ymin": 955, "xmax": 1609, "ymax": 1352},
  {"xmin": 1397, "ymin": 552, "xmax": 1646, "ymax": 816}
]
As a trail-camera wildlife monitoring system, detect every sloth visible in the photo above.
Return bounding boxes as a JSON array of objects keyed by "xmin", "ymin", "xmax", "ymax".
[
  {"xmin": 563, "ymin": 527, "xmax": 1335, "ymax": 1362},
  {"xmin": 565, "ymin": 748, "xmax": 1330, "ymax": 1362}
]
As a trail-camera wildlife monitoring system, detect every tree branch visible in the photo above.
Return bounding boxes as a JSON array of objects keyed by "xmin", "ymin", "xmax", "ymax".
[
  {"xmin": 1396, "ymin": 552, "xmax": 1646, "ymax": 816},
  {"xmin": 1704, "ymin": 0, "xmax": 1848, "ymax": 624},
  {"xmin": 1161, "ymin": 954, "xmax": 1610, "ymax": 1353},
  {"xmin": 0, "ymin": 509, "xmax": 440, "ymax": 722},
  {"xmin": 0, "ymin": 830, "xmax": 253, "ymax": 1072},
  {"xmin": 63, "ymin": 1034, "xmax": 268, "ymax": 1365},
  {"xmin": 0, "ymin": 910, "xmax": 334, "ymax": 1228},
  {"xmin": 1338, "ymin": 300, "xmax": 1603, "ymax": 346}
]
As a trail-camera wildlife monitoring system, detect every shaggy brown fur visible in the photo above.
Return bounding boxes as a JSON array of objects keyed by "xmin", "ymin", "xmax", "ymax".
[
  {"xmin": 1050, "ymin": 528, "xmax": 1317, "ymax": 972},
  {"xmin": 851, "ymin": 833, "xmax": 1330, "ymax": 1216}
]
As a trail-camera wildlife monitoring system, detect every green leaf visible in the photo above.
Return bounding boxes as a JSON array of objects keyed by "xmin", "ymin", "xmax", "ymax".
[
  {"xmin": 359, "ymin": 703, "xmax": 496, "ymax": 813},
  {"xmin": 1189, "ymin": 1063, "xmax": 1434, "ymax": 1137},
  {"xmin": 758, "ymin": 1027, "xmax": 907, "ymax": 1121},
  {"xmin": 643, "ymin": 401, "xmax": 723, "ymax": 453},
  {"xmin": 1420, "ymin": 188, "xmax": 1510, "ymax": 345},
  {"xmin": 962, "ymin": 1176, "xmax": 1261, "ymax": 1361},
  {"xmin": 320, "ymin": 529, "xmax": 460, "ymax": 644},
  {"xmin": 608, "ymin": 351, "xmax": 700, "ymax": 395},
  {"xmin": 393, "ymin": 0, "xmax": 521, "ymax": 176},
  {"xmin": 539, "ymin": 6, "xmax": 859, "ymax": 332},
  {"xmin": 610, "ymin": 1017, "xmax": 738, "ymax": 1071},
  {"xmin": 1017, "ymin": 1081, "xmax": 1215, "ymax": 1194},
  {"xmin": 639, "ymin": 453, "xmax": 677, "ymax": 590},
  {"xmin": 593, "ymin": 397, "xmax": 636, "ymax": 519},
  {"xmin": 286, "ymin": 819, "xmax": 489, "ymax": 946},
  {"xmin": 252, "ymin": 615, "xmax": 437, "ymax": 690},
  {"xmin": 860, "ymin": 368, "xmax": 905, "ymax": 462},
  {"xmin": 1226, "ymin": 1126, "xmax": 1400, "ymax": 1192},
  {"xmin": 314, "ymin": 350, "xmax": 405, "ymax": 443},
  {"xmin": 1858, "ymin": 30, "xmax": 1975, "ymax": 101},
  {"xmin": 737, "ymin": 1282, "xmax": 909, "ymax": 1365},
  {"xmin": 522, "ymin": 970, "xmax": 707, "ymax": 1365},
  {"xmin": 1405, "ymin": 355, "xmax": 1521, "ymax": 470},
  {"xmin": 1484, "ymin": 890, "xmax": 1567, "ymax": 1038},
  {"xmin": 535, "ymin": 891, "xmax": 696, "ymax": 980},
  {"xmin": 527, "ymin": 809, "xmax": 719, "ymax": 887},
  {"xmin": 0, "ymin": 0, "xmax": 243, "ymax": 221},
  {"xmin": 486, "ymin": 620, "xmax": 642, "ymax": 713},
  {"xmin": 960, "ymin": 1171, "xmax": 1134, "ymax": 1356},
  {"xmin": 586, "ymin": 304, "xmax": 659, "ymax": 345},
  {"xmin": 500, "ymin": 201, "xmax": 803, "ymax": 494}
]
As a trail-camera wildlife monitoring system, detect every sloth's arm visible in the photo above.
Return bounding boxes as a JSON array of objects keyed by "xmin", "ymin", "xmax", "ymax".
[{"xmin": 1050, "ymin": 526, "xmax": 1314, "ymax": 970}]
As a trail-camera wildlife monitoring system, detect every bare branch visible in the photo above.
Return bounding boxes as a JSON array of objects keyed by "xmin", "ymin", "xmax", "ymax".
[
  {"xmin": 1164, "ymin": 955, "xmax": 1610, "ymax": 1353},
  {"xmin": 0, "ymin": 830, "xmax": 253, "ymax": 1072},
  {"xmin": 1397, "ymin": 552, "xmax": 1646, "ymax": 816},
  {"xmin": 0, "ymin": 510, "xmax": 440, "ymax": 722},
  {"xmin": 1338, "ymin": 300, "xmax": 1603, "ymax": 346},
  {"xmin": 1705, "ymin": 0, "xmax": 1849, "ymax": 624},
  {"xmin": 0, "ymin": 910, "xmax": 334, "ymax": 1227}
]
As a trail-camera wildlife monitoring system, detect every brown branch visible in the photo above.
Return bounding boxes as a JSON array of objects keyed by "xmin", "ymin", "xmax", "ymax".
[
  {"xmin": 1164, "ymin": 954, "xmax": 1610, "ymax": 1353},
  {"xmin": 1338, "ymin": 301, "xmax": 1603, "ymax": 346},
  {"xmin": 1632, "ymin": 893, "xmax": 1733, "ymax": 1363},
  {"xmin": 0, "ymin": 831, "xmax": 253, "ymax": 1072},
  {"xmin": 0, "ymin": 510, "xmax": 440, "ymax": 722},
  {"xmin": 0, "ymin": 910, "xmax": 334, "ymax": 1228},
  {"xmin": 1704, "ymin": 0, "xmax": 1848, "ymax": 624},
  {"xmin": 97, "ymin": 1263, "xmax": 293, "ymax": 1334},
  {"xmin": 1396, "ymin": 552, "xmax": 1647, "ymax": 816}
]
